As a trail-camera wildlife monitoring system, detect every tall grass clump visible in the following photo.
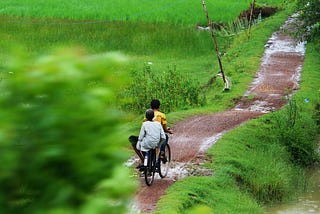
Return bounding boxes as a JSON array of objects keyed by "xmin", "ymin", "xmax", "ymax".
[
  {"xmin": 270, "ymin": 98, "xmax": 319, "ymax": 166},
  {"xmin": 120, "ymin": 63, "xmax": 206, "ymax": 114},
  {"xmin": 156, "ymin": 174, "xmax": 262, "ymax": 214},
  {"xmin": 206, "ymin": 117, "xmax": 305, "ymax": 204},
  {"xmin": 0, "ymin": 47, "xmax": 137, "ymax": 213}
]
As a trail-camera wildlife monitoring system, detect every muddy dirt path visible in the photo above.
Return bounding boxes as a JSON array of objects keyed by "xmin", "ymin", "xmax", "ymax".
[{"xmin": 131, "ymin": 14, "xmax": 306, "ymax": 213}]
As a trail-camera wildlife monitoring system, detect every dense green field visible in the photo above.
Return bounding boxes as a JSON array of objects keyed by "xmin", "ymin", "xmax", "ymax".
[
  {"xmin": 0, "ymin": 0, "xmax": 287, "ymax": 115},
  {"xmin": 2, "ymin": 0, "xmax": 253, "ymax": 24}
]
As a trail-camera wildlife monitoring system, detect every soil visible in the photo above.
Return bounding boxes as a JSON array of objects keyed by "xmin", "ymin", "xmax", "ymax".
[
  {"xmin": 130, "ymin": 14, "xmax": 306, "ymax": 213},
  {"xmin": 239, "ymin": 6, "xmax": 278, "ymax": 21}
]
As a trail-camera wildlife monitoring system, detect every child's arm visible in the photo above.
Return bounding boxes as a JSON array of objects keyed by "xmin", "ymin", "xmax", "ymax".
[
  {"xmin": 138, "ymin": 123, "xmax": 146, "ymax": 142},
  {"xmin": 160, "ymin": 124, "xmax": 166, "ymax": 143}
]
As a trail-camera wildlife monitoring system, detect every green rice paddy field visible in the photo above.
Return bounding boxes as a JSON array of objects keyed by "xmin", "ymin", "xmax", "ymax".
[
  {"xmin": 1, "ymin": 0, "xmax": 274, "ymax": 24},
  {"xmin": 0, "ymin": 0, "xmax": 288, "ymax": 114},
  {"xmin": 0, "ymin": 0, "xmax": 283, "ymax": 83}
]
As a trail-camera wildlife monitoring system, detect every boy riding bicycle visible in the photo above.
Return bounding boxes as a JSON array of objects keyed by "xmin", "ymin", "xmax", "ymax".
[
  {"xmin": 147, "ymin": 99, "xmax": 173, "ymax": 159},
  {"xmin": 130, "ymin": 109, "xmax": 166, "ymax": 169},
  {"xmin": 129, "ymin": 99, "xmax": 173, "ymax": 169}
]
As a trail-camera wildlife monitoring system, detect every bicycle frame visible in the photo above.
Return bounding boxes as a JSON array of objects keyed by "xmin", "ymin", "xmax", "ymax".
[
  {"xmin": 143, "ymin": 142, "xmax": 171, "ymax": 186},
  {"xmin": 144, "ymin": 149, "xmax": 156, "ymax": 186}
]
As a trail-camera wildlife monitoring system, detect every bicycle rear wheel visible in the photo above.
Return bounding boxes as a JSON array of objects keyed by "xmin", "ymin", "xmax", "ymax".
[
  {"xmin": 159, "ymin": 143, "xmax": 171, "ymax": 178},
  {"xmin": 144, "ymin": 150, "xmax": 156, "ymax": 186}
]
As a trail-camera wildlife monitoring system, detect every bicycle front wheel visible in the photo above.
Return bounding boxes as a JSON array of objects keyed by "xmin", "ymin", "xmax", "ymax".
[
  {"xmin": 159, "ymin": 143, "xmax": 171, "ymax": 178},
  {"xmin": 144, "ymin": 150, "xmax": 156, "ymax": 186}
]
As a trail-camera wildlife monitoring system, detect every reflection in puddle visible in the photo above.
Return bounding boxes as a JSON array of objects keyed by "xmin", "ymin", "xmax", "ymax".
[{"xmin": 265, "ymin": 168, "xmax": 320, "ymax": 214}]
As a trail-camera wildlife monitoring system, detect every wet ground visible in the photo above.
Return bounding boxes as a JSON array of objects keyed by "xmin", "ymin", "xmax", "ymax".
[
  {"xmin": 130, "ymin": 14, "xmax": 306, "ymax": 213},
  {"xmin": 265, "ymin": 168, "xmax": 320, "ymax": 213}
]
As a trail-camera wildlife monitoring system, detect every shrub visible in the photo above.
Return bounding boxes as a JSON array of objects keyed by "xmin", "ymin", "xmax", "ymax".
[
  {"xmin": 272, "ymin": 98, "xmax": 319, "ymax": 166},
  {"xmin": 297, "ymin": 0, "xmax": 320, "ymax": 27},
  {"xmin": 120, "ymin": 63, "xmax": 206, "ymax": 114},
  {"xmin": 296, "ymin": 0, "xmax": 320, "ymax": 45}
]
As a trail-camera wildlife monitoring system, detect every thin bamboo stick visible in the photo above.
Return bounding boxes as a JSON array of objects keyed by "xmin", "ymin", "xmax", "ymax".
[
  {"xmin": 247, "ymin": 0, "xmax": 256, "ymax": 39},
  {"xmin": 200, "ymin": 0, "xmax": 228, "ymax": 89}
]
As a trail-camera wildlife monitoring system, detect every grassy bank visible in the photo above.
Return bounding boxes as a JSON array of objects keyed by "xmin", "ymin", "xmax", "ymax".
[{"xmin": 155, "ymin": 32, "xmax": 320, "ymax": 214}]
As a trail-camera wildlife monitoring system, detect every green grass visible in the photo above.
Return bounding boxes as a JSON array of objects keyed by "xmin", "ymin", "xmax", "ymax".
[
  {"xmin": 156, "ymin": 175, "xmax": 262, "ymax": 214},
  {"xmin": 293, "ymin": 44, "xmax": 320, "ymax": 111},
  {"xmin": 207, "ymin": 117, "xmax": 305, "ymax": 201},
  {"xmin": 1, "ymin": 0, "xmax": 255, "ymax": 24}
]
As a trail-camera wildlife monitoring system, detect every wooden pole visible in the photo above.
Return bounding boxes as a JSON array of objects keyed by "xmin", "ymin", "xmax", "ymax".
[
  {"xmin": 201, "ymin": 0, "xmax": 227, "ymax": 85},
  {"xmin": 247, "ymin": 0, "xmax": 256, "ymax": 39}
]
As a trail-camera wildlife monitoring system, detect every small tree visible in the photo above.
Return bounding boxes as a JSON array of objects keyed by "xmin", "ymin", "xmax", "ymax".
[{"xmin": 0, "ymin": 47, "xmax": 136, "ymax": 213}]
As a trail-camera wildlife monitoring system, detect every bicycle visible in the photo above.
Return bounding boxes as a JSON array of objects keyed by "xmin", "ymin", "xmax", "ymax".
[{"xmin": 143, "ymin": 140, "xmax": 171, "ymax": 186}]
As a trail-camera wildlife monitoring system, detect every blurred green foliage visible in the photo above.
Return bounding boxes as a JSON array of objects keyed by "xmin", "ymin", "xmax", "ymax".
[{"xmin": 0, "ymin": 47, "xmax": 137, "ymax": 213}]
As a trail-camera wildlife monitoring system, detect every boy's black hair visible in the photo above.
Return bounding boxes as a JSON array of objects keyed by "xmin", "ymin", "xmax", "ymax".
[
  {"xmin": 145, "ymin": 109, "xmax": 154, "ymax": 121},
  {"xmin": 150, "ymin": 99, "xmax": 160, "ymax": 109}
]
